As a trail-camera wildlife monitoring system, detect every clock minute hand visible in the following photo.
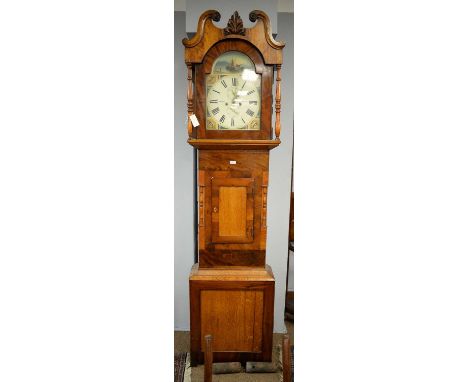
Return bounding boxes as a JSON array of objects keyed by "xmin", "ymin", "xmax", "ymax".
[
  {"xmin": 229, "ymin": 91, "xmax": 241, "ymax": 115},
  {"xmin": 229, "ymin": 88, "xmax": 237, "ymax": 102}
]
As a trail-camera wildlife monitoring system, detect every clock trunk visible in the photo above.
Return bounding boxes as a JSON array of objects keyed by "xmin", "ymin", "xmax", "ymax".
[{"xmin": 198, "ymin": 150, "xmax": 269, "ymax": 267}]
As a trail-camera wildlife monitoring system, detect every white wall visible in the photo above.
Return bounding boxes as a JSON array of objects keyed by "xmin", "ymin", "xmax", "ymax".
[
  {"xmin": 176, "ymin": 0, "xmax": 295, "ymax": 15},
  {"xmin": 186, "ymin": 0, "xmax": 278, "ymax": 35},
  {"xmin": 174, "ymin": 10, "xmax": 294, "ymax": 334},
  {"xmin": 267, "ymin": 12, "xmax": 294, "ymax": 332},
  {"xmin": 174, "ymin": 11, "xmax": 195, "ymax": 331}
]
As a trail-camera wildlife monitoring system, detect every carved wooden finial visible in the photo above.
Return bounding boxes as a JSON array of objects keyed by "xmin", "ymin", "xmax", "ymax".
[{"xmin": 223, "ymin": 11, "xmax": 245, "ymax": 36}]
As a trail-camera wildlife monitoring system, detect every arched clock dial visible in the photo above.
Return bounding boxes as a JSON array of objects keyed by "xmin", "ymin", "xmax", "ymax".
[{"xmin": 205, "ymin": 51, "xmax": 261, "ymax": 130}]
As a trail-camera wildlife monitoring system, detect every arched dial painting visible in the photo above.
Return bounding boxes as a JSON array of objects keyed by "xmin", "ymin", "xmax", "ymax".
[{"xmin": 206, "ymin": 51, "xmax": 261, "ymax": 131}]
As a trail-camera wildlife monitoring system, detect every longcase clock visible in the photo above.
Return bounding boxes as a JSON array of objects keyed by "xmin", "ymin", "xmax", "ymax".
[{"xmin": 183, "ymin": 10, "xmax": 285, "ymax": 365}]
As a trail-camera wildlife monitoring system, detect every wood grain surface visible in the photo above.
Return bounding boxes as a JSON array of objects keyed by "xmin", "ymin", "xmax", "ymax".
[
  {"xmin": 198, "ymin": 150, "xmax": 269, "ymax": 267},
  {"xmin": 200, "ymin": 290, "xmax": 263, "ymax": 352},
  {"xmin": 190, "ymin": 264, "xmax": 275, "ymax": 365}
]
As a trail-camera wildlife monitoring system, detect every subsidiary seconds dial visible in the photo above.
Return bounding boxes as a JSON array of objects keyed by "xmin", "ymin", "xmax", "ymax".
[{"xmin": 206, "ymin": 74, "xmax": 260, "ymax": 130}]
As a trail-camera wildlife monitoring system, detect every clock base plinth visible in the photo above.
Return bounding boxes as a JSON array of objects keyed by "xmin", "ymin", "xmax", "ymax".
[{"xmin": 189, "ymin": 263, "xmax": 275, "ymax": 366}]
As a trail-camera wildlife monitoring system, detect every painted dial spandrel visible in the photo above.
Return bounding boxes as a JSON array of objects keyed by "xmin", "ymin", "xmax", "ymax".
[{"xmin": 206, "ymin": 51, "xmax": 261, "ymax": 130}]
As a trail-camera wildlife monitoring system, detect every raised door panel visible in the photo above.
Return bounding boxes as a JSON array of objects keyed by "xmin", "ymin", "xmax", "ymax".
[
  {"xmin": 200, "ymin": 290, "xmax": 263, "ymax": 352},
  {"xmin": 219, "ymin": 186, "xmax": 246, "ymax": 237},
  {"xmin": 211, "ymin": 178, "xmax": 254, "ymax": 244}
]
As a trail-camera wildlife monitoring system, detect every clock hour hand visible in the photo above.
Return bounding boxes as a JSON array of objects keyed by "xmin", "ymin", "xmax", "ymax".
[
  {"xmin": 230, "ymin": 104, "xmax": 239, "ymax": 115},
  {"xmin": 227, "ymin": 90, "xmax": 240, "ymax": 114}
]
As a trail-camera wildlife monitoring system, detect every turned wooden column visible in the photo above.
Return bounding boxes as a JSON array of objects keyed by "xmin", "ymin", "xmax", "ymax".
[
  {"xmin": 186, "ymin": 63, "xmax": 194, "ymax": 137},
  {"xmin": 274, "ymin": 64, "xmax": 282, "ymax": 140}
]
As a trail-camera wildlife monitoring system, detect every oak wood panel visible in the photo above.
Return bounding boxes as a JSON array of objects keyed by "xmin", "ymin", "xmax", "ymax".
[
  {"xmin": 189, "ymin": 264, "xmax": 274, "ymax": 365},
  {"xmin": 252, "ymin": 290, "xmax": 264, "ymax": 352},
  {"xmin": 200, "ymin": 290, "xmax": 263, "ymax": 352},
  {"xmin": 219, "ymin": 187, "xmax": 247, "ymax": 237},
  {"xmin": 190, "ymin": 264, "xmax": 274, "ymax": 280},
  {"xmin": 211, "ymin": 178, "xmax": 254, "ymax": 243}
]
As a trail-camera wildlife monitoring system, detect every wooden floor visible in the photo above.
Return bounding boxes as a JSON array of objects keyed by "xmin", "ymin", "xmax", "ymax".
[{"xmin": 174, "ymin": 321, "xmax": 293, "ymax": 382}]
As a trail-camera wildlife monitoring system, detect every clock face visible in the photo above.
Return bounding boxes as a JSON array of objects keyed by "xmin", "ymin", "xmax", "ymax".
[{"xmin": 206, "ymin": 51, "xmax": 261, "ymax": 130}]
